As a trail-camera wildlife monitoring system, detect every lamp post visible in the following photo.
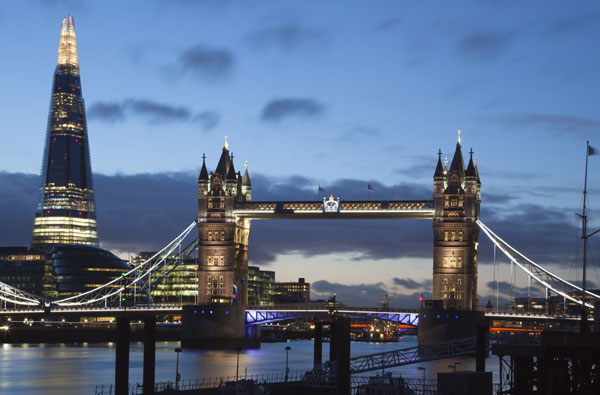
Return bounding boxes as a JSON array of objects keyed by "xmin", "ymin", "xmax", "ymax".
[
  {"xmin": 235, "ymin": 347, "xmax": 242, "ymax": 381},
  {"xmin": 285, "ymin": 346, "xmax": 291, "ymax": 382},
  {"xmin": 417, "ymin": 367, "xmax": 426, "ymax": 394},
  {"xmin": 174, "ymin": 347, "xmax": 182, "ymax": 390}
]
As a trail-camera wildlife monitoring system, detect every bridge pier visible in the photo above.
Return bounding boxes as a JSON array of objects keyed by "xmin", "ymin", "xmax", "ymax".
[
  {"xmin": 181, "ymin": 304, "xmax": 260, "ymax": 349},
  {"xmin": 143, "ymin": 316, "xmax": 156, "ymax": 395},
  {"xmin": 115, "ymin": 315, "xmax": 157, "ymax": 395},
  {"xmin": 115, "ymin": 316, "xmax": 130, "ymax": 395},
  {"xmin": 313, "ymin": 322, "xmax": 323, "ymax": 367},
  {"xmin": 329, "ymin": 317, "xmax": 350, "ymax": 395}
]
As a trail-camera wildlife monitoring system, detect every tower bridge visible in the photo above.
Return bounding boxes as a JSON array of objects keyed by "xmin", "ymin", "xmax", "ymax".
[{"xmin": 1, "ymin": 133, "xmax": 598, "ymax": 347}]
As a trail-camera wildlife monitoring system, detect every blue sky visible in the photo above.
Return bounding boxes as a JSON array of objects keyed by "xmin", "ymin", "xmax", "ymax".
[{"xmin": 1, "ymin": 1, "xmax": 600, "ymax": 306}]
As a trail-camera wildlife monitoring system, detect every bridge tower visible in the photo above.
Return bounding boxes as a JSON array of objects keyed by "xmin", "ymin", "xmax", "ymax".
[
  {"xmin": 432, "ymin": 131, "xmax": 481, "ymax": 310},
  {"xmin": 197, "ymin": 138, "xmax": 252, "ymax": 306}
]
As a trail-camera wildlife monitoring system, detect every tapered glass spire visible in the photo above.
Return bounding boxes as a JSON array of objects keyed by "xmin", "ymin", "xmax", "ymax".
[{"xmin": 31, "ymin": 17, "xmax": 99, "ymax": 248}]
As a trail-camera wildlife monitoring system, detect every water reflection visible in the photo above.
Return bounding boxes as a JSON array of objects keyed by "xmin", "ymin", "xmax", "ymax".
[{"xmin": 0, "ymin": 336, "xmax": 500, "ymax": 394}]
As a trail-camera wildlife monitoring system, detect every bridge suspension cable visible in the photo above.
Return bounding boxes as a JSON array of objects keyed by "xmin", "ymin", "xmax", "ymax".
[
  {"xmin": 477, "ymin": 220, "xmax": 600, "ymax": 308},
  {"xmin": 0, "ymin": 221, "xmax": 197, "ymax": 308},
  {"xmin": 52, "ymin": 221, "xmax": 197, "ymax": 307}
]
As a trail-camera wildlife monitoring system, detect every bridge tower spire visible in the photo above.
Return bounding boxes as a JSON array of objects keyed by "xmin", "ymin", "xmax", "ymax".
[
  {"xmin": 432, "ymin": 132, "xmax": 481, "ymax": 310},
  {"xmin": 197, "ymin": 140, "xmax": 251, "ymax": 306}
]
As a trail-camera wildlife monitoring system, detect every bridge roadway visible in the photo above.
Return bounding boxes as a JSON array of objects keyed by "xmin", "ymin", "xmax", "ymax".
[{"xmin": 0, "ymin": 304, "xmax": 585, "ymax": 325}]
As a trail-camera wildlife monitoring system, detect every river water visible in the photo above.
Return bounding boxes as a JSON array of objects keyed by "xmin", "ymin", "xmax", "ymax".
[{"xmin": 0, "ymin": 337, "xmax": 501, "ymax": 394}]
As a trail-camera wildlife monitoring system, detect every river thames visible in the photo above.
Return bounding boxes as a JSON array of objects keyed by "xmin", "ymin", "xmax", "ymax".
[{"xmin": 0, "ymin": 336, "xmax": 500, "ymax": 394}]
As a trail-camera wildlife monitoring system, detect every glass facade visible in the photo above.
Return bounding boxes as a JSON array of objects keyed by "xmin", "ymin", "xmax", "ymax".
[
  {"xmin": 51, "ymin": 245, "xmax": 140, "ymax": 304},
  {"xmin": 131, "ymin": 251, "xmax": 199, "ymax": 305},
  {"xmin": 247, "ymin": 266, "xmax": 275, "ymax": 306},
  {"xmin": 32, "ymin": 16, "xmax": 98, "ymax": 248}
]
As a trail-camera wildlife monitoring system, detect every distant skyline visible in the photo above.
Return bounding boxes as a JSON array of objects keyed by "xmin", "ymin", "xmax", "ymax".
[{"xmin": 1, "ymin": 1, "xmax": 600, "ymax": 306}]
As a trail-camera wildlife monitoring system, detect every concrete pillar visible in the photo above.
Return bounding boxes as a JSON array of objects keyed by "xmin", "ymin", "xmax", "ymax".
[
  {"xmin": 143, "ymin": 316, "xmax": 156, "ymax": 395},
  {"xmin": 476, "ymin": 324, "xmax": 487, "ymax": 372},
  {"xmin": 329, "ymin": 320, "xmax": 338, "ymax": 362},
  {"xmin": 335, "ymin": 317, "xmax": 351, "ymax": 395},
  {"xmin": 115, "ymin": 316, "xmax": 130, "ymax": 395},
  {"xmin": 314, "ymin": 322, "xmax": 323, "ymax": 367}
]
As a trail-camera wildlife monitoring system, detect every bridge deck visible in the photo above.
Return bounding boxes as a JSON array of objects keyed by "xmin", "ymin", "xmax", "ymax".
[{"xmin": 233, "ymin": 200, "xmax": 434, "ymax": 219}]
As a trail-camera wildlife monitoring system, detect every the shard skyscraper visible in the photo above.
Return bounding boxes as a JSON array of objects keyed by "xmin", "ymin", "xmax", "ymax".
[{"xmin": 31, "ymin": 16, "xmax": 99, "ymax": 248}]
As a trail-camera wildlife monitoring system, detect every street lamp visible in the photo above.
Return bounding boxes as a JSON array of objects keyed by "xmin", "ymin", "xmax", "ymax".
[
  {"xmin": 174, "ymin": 347, "xmax": 182, "ymax": 390},
  {"xmin": 235, "ymin": 347, "xmax": 242, "ymax": 381},
  {"xmin": 417, "ymin": 367, "xmax": 426, "ymax": 394},
  {"xmin": 285, "ymin": 346, "xmax": 291, "ymax": 382}
]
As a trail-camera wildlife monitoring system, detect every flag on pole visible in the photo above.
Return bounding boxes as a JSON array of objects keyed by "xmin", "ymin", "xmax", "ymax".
[
  {"xmin": 318, "ymin": 185, "xmax": 324, "ymax": 192},
  {"xmin": 589, "ymin": 145, "xmax": 596, "ymax": 156},
  {"xmin": 368, "ymin": 184, "xmax": 372, "ymax": 190}
]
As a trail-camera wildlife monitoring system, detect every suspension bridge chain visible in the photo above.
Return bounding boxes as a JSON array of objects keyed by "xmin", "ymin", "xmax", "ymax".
[
  {"xmin": 0, "ymin": 221, "xmax": 197, "ymax": 308},
  {"xmin": 306, "ymin": 337, "xmax": 476, "ymax": 386},
  {"xmin": 477, "ymin": 220, "xmax": 600, "ymax": 308}
]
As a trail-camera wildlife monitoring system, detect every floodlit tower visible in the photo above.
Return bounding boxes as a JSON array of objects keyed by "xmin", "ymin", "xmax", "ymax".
[
  {"xmin": 31, "ymin": 17, "xmax": 99, "ymax": 248},
  {"xmin": 432, "ymin": 131, "xmax": 481, "ymax": 310},
  {"xmin": 197, "ymin": 138, "xmax": 252, "ymax": 305}
]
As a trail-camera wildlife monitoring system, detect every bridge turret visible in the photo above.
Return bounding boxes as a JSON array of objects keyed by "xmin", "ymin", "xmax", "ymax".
[
  {"xmin": 433, "ymin": 149, "xmax": 445, "ymax": 196},
  {"xmin": 242, "ymin": 161, "xmax": 252, "ymax": 201},
  {"xmin": 198, "ymin": 153, "xmax": 209, "ymax": 196},
  {"xmin": 197, "ymin": 139, "xmax": 251, "ymax": 307},
  {"xmin": 432, "ymin": 131, "xmax": 480, "ymax": 311}
]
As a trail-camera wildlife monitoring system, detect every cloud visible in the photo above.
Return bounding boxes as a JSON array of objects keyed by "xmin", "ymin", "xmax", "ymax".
[
  {"xmin": 392, "ymin": 277, "xmax": 424, "ymax": 290},
  {"xmin": 125, "ymin": 99, "xmax": 191, "ymax": 122},
  {"xmin": 311, "ymin": 280, "xmax": 423, "ymax": 307},
  {"xmin": 88, "ymin": 99, "xmax": 219, "ymax": 130},
  {"xmin": 245, "ymin": 24, "xmax": 322, "ymax": 50},
  {"xmin": 483, "ymin": 112, "xmax": 600, "ymax": 135},
  {"xmin": 455, "ymin": 30, "xmax": 514, "ymax": 60},
  {"xmin": 485, "ymin": 281, "xmax": 543, "ymax": 298},
  {"xmin": 261, "ymin": 98, "xmax": 325, "ymax": 122},
  {"xmin": 192, "ymin": 111, "xmax": 220, "ymax": 130},
  {"xmin": 178, "ymin": 44, "xmax": 234, "ymax": 81},
  {"xmin": 87, "ymin": 102, "xmax": 125, "ymax": 123},
  {"xmin": 543, "ymin": 14, "xmax": 600, "ymax": 36},
  {"xmin": 0, "ymin": 171, "xmax": 589, "ymax": 287}
]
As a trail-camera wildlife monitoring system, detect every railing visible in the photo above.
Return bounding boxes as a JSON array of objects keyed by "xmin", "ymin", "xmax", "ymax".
[{"xmin": 93, "ymin": 372, "xmax": 306, "ymax": 394}]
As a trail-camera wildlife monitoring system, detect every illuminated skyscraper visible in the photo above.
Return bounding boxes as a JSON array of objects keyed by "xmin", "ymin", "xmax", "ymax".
[{"xmin": 31, "ymin": 17, "xmax": 99, "ymax": 248}]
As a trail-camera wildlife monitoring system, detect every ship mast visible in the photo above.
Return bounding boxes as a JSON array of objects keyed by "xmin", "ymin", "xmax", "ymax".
[{"xmin": 580, "ymin": 141, "xmax": 595, "ymax": 332}]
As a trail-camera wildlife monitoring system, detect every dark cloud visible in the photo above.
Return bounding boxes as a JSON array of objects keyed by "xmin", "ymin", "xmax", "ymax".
[
  {"xmin": 261, "ymin": 98, "xmax": 325, "ymax": 122},
  {"xmin": 483, "ymin": 112, "xmax": 600, "ymax": 135},
  {"xmin": 392, "ymin": 277, "xmax": 423, "ymax": 290},
  {"xmin": 485, "ymin": 281, "xmax": 543, "ymax": 299},
  {"xmin": 125, "ymin": 99, "xmax": 191, "ymax": 122},
  {"xmin": 248, "ymin": 175, "xmax": 432, "ymax": 264},
  {"xmin": 94, "ymin": 172, "xmax": 197, "ymax": 252},
  {"xmin": 245, "ymin": 24, "xmax": 322, "ymax": 50},
  {"xmin": 543, "ymin": 14, "xmax": 600, "ymax": 36},
  {"xmin": 0, "ymin": 171, "xmax": 590, "ymax": 287},
  {"xmin": 455, "ymin": 30, "xmax": 514, "ymax": 60},
  {"xmin": 178, "ymin": 44, "xmax": 234, "ymax": 81},
  {"xmin": 88, "ymin": 99, "xmax": 219, "ymax": 130},
  {"xmin": 192, "ymin": 111, "xmax": 220, "ymax": 130},
  {"xmin": 312, "ymin": 280, "xmax": 423, "ymax": 307},
  {"xmin": 479, "ymin": 203, "xmax": 580, "ymax": 267},
  {"xmin": 0, "ymin": 172, "xmax": 39, "ymax": 246},
  {"xmin": 87, "ymin": 102, "xmax": 125, "ymax": 123}
]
